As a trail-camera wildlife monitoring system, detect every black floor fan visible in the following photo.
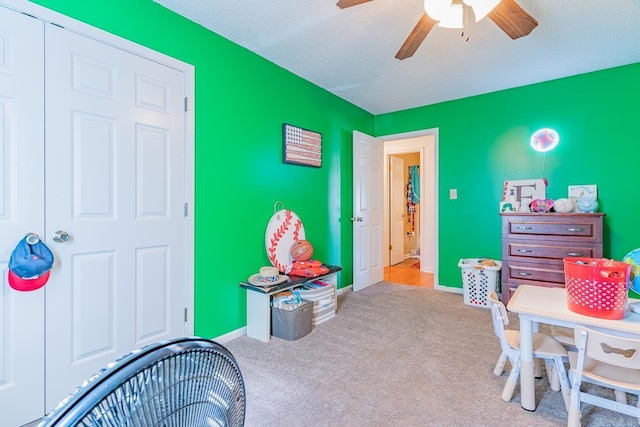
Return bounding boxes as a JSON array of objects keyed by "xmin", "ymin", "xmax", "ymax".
[{"xmin": 40, "ymin": 337, "xmax": 246, "ymax": 427}]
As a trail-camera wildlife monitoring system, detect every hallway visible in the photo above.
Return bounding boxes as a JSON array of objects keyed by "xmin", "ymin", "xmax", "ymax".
[{"xmin": 384, "ymin": 258, "xmax": 434, "ymax": 288}]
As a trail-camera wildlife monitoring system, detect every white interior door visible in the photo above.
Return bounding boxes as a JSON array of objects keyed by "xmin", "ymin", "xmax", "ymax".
[
  {"xmin": 389, "ymin": 156, "xmax": 404, "ymax": 265},
  {"xmin": 0, "ymin": 9, "xmax": 46, "ymax": 427},
  {"xmin": 352, "ymin": 131, "xmax": 383, "ymax": 291},
  {"xmin": 44, "ymin": 24, "xmax": 187, "ymax": 408}
]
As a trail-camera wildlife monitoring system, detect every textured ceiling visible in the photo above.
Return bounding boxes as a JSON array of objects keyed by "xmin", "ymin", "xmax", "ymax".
[{"xmin": 154, "ymin": 0, "xmax": 640, "ymax": 115}]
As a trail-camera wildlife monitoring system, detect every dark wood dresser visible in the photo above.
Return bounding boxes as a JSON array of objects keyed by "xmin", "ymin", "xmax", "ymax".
[{"xmin": 500, "ymin": 213, "xmax": 604, "ymax": 305}]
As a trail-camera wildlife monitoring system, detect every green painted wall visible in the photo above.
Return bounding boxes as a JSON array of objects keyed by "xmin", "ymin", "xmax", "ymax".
[
  {"xmin": 27, "ymin": 0, "xmax": 640, "ymax": 339},
  {"xmin": 376, "ymin": 62, "xmax": 640, "ymax": 289},
  {"xmin": 29, "ymin": 0, "xmax": 374, "ymax": 338}
]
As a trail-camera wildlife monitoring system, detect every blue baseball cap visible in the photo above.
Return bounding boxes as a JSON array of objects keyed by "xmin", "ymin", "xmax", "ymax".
[{"xmin": 8, "ymin": 235, "xmax": 54, "ymax": 291}]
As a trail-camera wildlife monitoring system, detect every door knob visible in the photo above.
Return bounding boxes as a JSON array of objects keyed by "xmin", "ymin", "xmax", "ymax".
[
  {"xmin": 25, "ymin": 233, "xmax": 41, "ymax": 245},
  {"xmin": 351, "ymin": 217, "xmax": 363, "ymax": 222},
  {"xmin": 52, "ymin": 230, "xmax": 70, "ymax": 243}
]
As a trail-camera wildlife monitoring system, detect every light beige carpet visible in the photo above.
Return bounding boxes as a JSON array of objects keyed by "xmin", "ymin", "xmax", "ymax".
[{"xmin": 225, "ymin": 282, "xmax": 637, "ymax": 427}]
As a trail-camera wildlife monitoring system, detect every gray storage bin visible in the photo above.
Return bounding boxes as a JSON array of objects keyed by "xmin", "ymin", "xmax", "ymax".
[{"xmin": 271, "ymin": 300, "xmax": 313, "ymax": 340}]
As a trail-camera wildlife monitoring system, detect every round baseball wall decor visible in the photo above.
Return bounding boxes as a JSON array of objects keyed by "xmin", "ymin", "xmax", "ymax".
[{"xmin": 265, "ymin": 209, "xmax": 306, "ymax": 273}]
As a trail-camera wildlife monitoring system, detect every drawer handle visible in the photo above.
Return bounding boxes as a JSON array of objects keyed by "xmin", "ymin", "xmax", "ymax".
[
  {"xmin": 518, "ymin": 272, "xmax": 533, "ymax": 276},
  {"xmin": 567, "ymin": 252, "xmax": 582, "ymax": 256},
  {"xmin": 515, "ymin": 226, "xmax": 532, "ymax": 230},
  {"xmin": 567, "ymin": 227, "xmax": 583, "ymax": 232},
  {"xmin": 516, "ymin": 249, "xmax": 532, "ymax": 253}
]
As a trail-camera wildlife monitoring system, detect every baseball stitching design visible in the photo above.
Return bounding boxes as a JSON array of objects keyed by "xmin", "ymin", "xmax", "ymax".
[{"xmin": 267, "ymin": 210, "xmax": 306, "ymax": 273}]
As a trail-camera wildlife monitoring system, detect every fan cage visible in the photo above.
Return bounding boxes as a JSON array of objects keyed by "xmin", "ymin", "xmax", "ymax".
[{"xmin": 40, "ymin": 337, "xmax": 246, "ymax": 427}]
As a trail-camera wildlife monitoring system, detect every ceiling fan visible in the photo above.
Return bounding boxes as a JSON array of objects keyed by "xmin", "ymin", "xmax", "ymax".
[{"xmin": 336, "ymin": 0, "xmax": 538, "ymax": 60}]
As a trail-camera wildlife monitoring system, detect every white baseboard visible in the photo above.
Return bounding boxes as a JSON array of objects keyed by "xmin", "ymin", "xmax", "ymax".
[
  {"xmin": 337, "ymin": 285, "xmax": 352, "ymax": 295},
  {"xmin": 214, "ymin": 327, "xmax": 246, "ymax": 344},
  {"xmin": 435, "ymin": 284, "xmax": 463, "ymax": 294}
]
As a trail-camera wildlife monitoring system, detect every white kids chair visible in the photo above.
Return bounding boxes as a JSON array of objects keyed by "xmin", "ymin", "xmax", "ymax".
[
  {"xmin": 568, "ymin": 327, "xmax": 640, "ymax": 427},
  {"xmin": 488, "ymin": 292, "xmax": 571, "ymax": 409},
  {"xmin": 551, "ymin": 325, "xmax": 576, "ymax": 349}
]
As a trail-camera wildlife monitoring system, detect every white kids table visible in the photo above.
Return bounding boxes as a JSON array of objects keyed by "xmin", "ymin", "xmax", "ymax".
[{"xmin": 507, "ymin": 285, "xmax": 640, "ymax": 411}]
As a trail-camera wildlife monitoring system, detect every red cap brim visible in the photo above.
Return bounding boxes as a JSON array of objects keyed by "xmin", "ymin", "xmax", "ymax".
[{"xmin": 8, "ymin": 270, "xmax": 50, "ymax": 292}]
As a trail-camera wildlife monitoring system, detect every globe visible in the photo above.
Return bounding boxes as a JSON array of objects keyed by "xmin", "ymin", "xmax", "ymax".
[
  {"xmin": 623, "ymin": 248, "xmax": 640, "ymax": 295},
  {"xmin": 623, "ymin": 248, "xmax": 640, "ymax": 314}
]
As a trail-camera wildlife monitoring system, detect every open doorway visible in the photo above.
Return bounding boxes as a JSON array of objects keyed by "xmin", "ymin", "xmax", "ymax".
[{"xmin": 381, "ymin": 130, "xmax": 438, "ymax": 289}]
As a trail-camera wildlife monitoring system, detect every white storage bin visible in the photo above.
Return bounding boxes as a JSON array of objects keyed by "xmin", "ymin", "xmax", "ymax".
[
  {"xmin": 295, "ymin": 285, "xmax": 334, "ymax": 299},
  {"xmin": 294, "ymin": 280, "xmax": 337, "ymax": 324},
  {"xmin": 312, "ymin": 303, "xmax": 336, "ymax": 325}
]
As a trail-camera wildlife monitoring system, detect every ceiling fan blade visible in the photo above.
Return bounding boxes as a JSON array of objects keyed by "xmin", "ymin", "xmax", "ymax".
[
  {"xmin": 488, "ymin": 0, "xmax": 538, "ymax": 39},
  {"xmin": 395, "ymin": 13, "xmax": 437, "ymax": 60},
  {"xmin": 336, "ymin": 0, "xmax": 373, "ymax": 9}
]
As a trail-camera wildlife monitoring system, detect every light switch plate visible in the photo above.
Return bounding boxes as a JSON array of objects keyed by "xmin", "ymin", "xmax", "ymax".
[{"xmin": 449, "ymin": 189, "xmax": 458, "ymax": 200}]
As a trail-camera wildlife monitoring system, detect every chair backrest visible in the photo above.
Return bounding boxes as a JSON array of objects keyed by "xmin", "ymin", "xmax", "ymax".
[
  {"xmin": 488, "ymin": 292, "xmax": 510, "ymax": 348},
  {"xmin": 575, "ymin": 327, "xmax": 640, "ymax": 371},
  {"xmin": 40, "ymin": 337, "xmax": 246, "ymax": 427}
]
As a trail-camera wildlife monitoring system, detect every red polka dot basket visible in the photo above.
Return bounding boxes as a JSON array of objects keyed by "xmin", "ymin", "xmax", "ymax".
[{"xmin": 564, "ymin": 257, "xmax": 631, "ymax": 320}]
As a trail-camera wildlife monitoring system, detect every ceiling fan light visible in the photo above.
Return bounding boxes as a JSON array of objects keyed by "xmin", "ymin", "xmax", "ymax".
[
  {"xmin": 424, "ymin": 0, "xmax": 453, "ymax": 21},
  {"xmin": 436, "ymin": 3, "xmax": 463, "ymax": 29},
  {"xmin": 464, "ymin": 0, "xmax": 501, "ymax": 22}
]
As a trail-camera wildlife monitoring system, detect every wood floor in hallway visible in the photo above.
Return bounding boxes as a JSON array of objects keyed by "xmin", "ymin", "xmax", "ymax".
[{"xmin": 384, "ymin": 258, "xmax": 434, "ymax": 289}]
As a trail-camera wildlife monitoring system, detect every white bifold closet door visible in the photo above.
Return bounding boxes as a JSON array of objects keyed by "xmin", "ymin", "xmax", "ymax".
[
  {"xmin": 0, "ymin": 7, "xmax": 188, "ymax": 426},
  {"xmin": 0, "ymin": 8, "xmax": 46, "ymax": 426}
]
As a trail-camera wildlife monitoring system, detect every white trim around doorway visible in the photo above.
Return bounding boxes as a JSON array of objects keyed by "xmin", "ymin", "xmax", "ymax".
[{"xmin": 380, "ymin": 128, "xmax": 453, "ymax": 293}]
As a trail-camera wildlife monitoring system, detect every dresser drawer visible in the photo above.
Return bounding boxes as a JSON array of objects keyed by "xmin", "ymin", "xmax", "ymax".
[
  {"xmin": 504, "ymin": 242, "xmax": 600, "ymax": 261},
  {"xmin": 502, "ymin": 260, "xmax": 566, "ymax": 285},
  {"xmin": 502, "ymin": 214, "xmax": 603, "ymax": 243}
]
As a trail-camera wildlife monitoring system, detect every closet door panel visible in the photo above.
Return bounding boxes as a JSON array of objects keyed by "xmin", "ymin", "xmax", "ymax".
[
  {"xmin": 72, "ymin": 113, "xmax": 115, "ymax": 216},
  {"xmin": 44, "ymin": 23, "xmax": 187, "ymax": 409},
  {"xmin": 0, "ymin": 8, "xmax": 45, "ymax": 427},
  {"xmin": 70, "ymin": 251, "xmax": 115, "ymax": 360}
]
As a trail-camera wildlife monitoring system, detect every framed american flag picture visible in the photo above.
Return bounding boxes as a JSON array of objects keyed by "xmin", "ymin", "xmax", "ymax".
[{"xmin": 282, "ymin": 123, "xmax": 322, "ymax": 167}]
